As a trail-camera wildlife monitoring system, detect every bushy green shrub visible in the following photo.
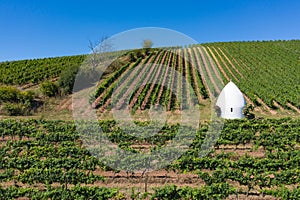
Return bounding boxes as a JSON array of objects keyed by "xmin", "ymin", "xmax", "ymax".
[
  {"xmin": 0, "ymin": 86, "xmax": 20, "ymax": 102},
  {"xmin": 136, "ymin": 50, "xmax": 144, "ymax": 59},
  {"xmin": 0, "ymin": 86, "xmax": 36, "ymax": 116},
  {"xmin": 128, "ymin": 52, "xmax": 136, "ymax": 62},
  {"xmin": 40, "ymin": 81, "xmax": 59, "ymax": 97},
  {"xmin": 20, "ymin": 91, "xmax": 35, "ymax": 102},
  {"xmin": 2, "ymin": 102, "xmax": 31, "ymax": 116},
  {"xmin": 59, "ymin": 64, "xmax": 103, "ymax": 94},
  {"xmin": 58, "ymin": 65, "xmax": 79, "ymax": 94},
  {"xmin": 0, "ymin": 86, "xmax": 34, "ymax": 103}
]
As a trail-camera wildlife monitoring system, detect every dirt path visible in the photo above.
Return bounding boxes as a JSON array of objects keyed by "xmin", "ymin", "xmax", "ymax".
[
  {"xmin": 174, "ymin": 49, "xmax": 183, "ymax": 110},
  {"xmin": 58, "ymin": 96, "xmax": 73, "ymax": 111},
  {"xmin": 218, "ymin": 47, "xmax": 245, "ymax": 79},
  {"xmin": 201, "ymin": 47, "xmax": 224, "ymax": 86},
  {"xmin": 192, "ymin": 48, "xmax": 213, "ymax": 98},
  {"xmin": 226, "ymin": 194, "xmax": 280, "ymax": 200},
  {"xmin": 210, "ymin": 46, "xmax": 239, "ymax": 82},
  {"xmin": 128, "ymin": 51, "xmax": 167, "ymax": 110},
  {"xmin": 206, "ymin": 47, "xmax": 230, "ymax": 81},
  {"xmin": 196, "ymin": 47, "xmax": 221, "ymax": 96},
  {"xmin": 272, "ymin": 100, "xmax": 290, "ymax": 114},
  {"xmin": 92, "ymin": 55, "xmax": 152, "ymax": 109},
  {"xmin": 287, "ymin": 102, "xmax": 300, "ymax": 113},
  {"xmin": 256, "ymin": 97, "xmax": 277, "ymax": 115},
  {"xmin": 141, "ymin": 51, "xmax": 169, "ymax": 110},
  {"xmin": 215, "ymin": 145, "xmax": 266, "ymax": 158},
  {"xmin": 167, "ymin": 50, "xmax": 178, "ymax": 110},
  {"xmin": 94, "ymin": 170, "xmax": 201, "ymax": 187},
  {"xmin": 183, "ymin": 48, "xmax": 194, "ymax": 107},
  {"xmin": 19, "ymin": 77, "xmax": 59, "ymax": 90},
  {"xmin": 97, "ymin": 53, "xmax": 158, "ymax": 112},
  {"xmin": 187, "ymin": 48, "xmax": 205, "ymax": 102}
]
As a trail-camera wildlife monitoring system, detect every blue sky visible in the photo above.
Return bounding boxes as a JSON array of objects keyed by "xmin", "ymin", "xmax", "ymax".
[{"xmin": 1, "ymin": 0, "xmax": 299, "ymax": 61}]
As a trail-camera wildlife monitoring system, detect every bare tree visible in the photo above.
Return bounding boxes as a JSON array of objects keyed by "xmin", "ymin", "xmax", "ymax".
[
  {"xmin": 88, "ymin": 36, "xmax": 113, "ymax": 72},
  {"xmin": 73, "ymin": 36, "xmax": 114, "ymax": 91}
]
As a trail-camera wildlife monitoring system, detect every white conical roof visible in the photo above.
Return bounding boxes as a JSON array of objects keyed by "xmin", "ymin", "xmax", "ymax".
[{"xmin": 216, "ymin": 81, "xmax": 246, "ymax": 108}]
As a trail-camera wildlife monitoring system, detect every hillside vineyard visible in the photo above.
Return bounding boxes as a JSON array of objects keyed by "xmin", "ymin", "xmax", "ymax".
[
  {"xmin": 91, "ymin": 40, "xmax": 300, "ymax": 114},
  {"xmin": 0, "ymin": 40, "xmax": 299, "ymax": 199},
  {"xmin": 1, "ymin": 40, "xmax": 299, "ymax": 114}
]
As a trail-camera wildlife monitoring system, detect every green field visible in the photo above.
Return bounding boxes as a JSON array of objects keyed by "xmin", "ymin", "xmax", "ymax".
[
  {"xmin": 0, "ymin": 40, "xmax": 299, "ymax": 199},
  {"xmin": 0, "ymin": 118, "xmax": 300, "ymax": 199}
]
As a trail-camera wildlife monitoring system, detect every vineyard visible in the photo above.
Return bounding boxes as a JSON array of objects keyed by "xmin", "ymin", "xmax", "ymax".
[
  {"xmin": 0, "ymin": 55, "xmax": 85, "ymax": 86},
  {"xmin": 0, "ymin": 118, "xmax": 299, "ymax": 199},
  {"xmin": 90, "ymin": 40, "xmax": 300, "ymax": 116},
  {"xmin": 0, "ymin": 40, "xmax": 299, "ymax": 199},
  {"xmin": 201, "ymin": 40, "xmax": 300, "ymax": 114},
  {"xmin": 0, "ymin": 40, "xmax": 300, "ymax": 115},
  {"xmin": 0, "ymin": 40, "xmax": 299, "ymax": 116}
]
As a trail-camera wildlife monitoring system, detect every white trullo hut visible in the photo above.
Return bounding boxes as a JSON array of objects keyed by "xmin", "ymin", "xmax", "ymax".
[{"xmin": 216, "ymin": 81, "xmax": 246, "ymax": 119}]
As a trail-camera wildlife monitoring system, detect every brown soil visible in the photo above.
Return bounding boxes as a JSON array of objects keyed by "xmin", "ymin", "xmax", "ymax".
[
  {"xmin": 0, "ymin": 136, "xmax": 290, "ymax": 199},
  {"xmin": 128, "ymin": 52, "xmax": 166, "ymax": 110},
  {"xmin": 226, "ymin": 194, "xmax": 280, "ymax": 200},
  {"xmin": 206, "ymin": 47, "xmax": 230, "ymax": 82},
  {"xmin": 256, "ymin": 97, "xmax": 277, "ymax": 115},
  {"xmin": 272, "ymin": 100, "xmax": 290, "ymax": 114},
  {"xmin": 196, "ymin": 47, "xmax": 221, "ymax": 95},
  {"xmin": 286, "ymin": 102, "xmax": 300, "ymax": 114},
  {"xmin": 58, "ymin": 96, "xmax": 73, "ymax": 111},
  {"xmin": 209, "ymin": 46, "xmax": 239, "ymax": 82},
  {"xmin": 215, "ymin": 147, "xmax": 266, "ymax": 158},
  {"xmin": 167, "ymin": 50, "xmax": 179, "ymax": 110},
  {"xmin": 192, "ymin": 47, "xmax": 214, "ymax": 97},
  {"xmin": 97, "ymin": 53, "xmax": 157, "ymax": 112},
  {"xmin": 186, "ymin": 48, "xmax": 205, "ymax": 102},
  {"xmin": 141, "ymin": 50, "xmax": 169, "ymax": 110},
  {"xmin": 155, "ymin": 53, "xmax": 171, "ymax": 106},
  {"xmin": 201, "ymin": 47, "xmax": 224, "ymax": 86},
  {"xmin": 182, "ymin": 48, "xmax": 194, "ymax": 107},
  {"xmin": 94, "ymin": 170, "xmax": 201, "ymax": 187}
]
